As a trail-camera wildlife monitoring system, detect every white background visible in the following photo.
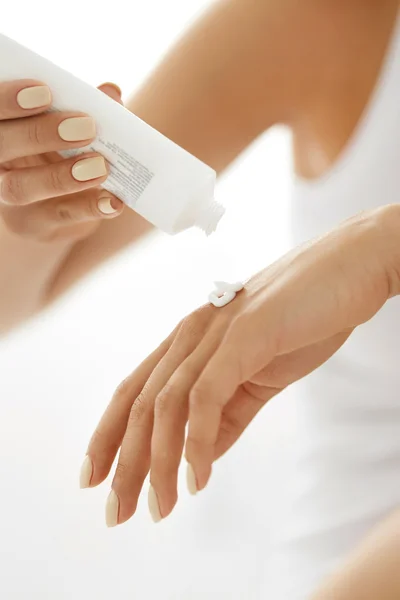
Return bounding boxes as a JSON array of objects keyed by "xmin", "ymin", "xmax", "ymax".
[{"xmin": 0, "ymin": 1, "xmax": 295, "ymax": 598}]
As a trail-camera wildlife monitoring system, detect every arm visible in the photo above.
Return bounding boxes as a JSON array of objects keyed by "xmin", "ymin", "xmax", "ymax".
[
  {"xmin": 2, "ymin": 0, "xmax": 395, "ymax": 329},
  {"xmin": 311, "ymin": 508, "xmax": 400, "ymax": 600},
  {"xmin": 42, "ymin": 0, "xmax": 400, "ymax": 301},
  {"xmin": 82, "ymin": 203, "xmax": 400, "ymax": 526},
  {"xmin": 42, "ymin": 0, "xmax": 301, "ymax": 304}
]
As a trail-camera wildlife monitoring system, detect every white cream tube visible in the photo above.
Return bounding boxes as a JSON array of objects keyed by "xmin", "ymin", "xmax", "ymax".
[{"xmin": 0, "ymin": 33, "xmax": 224, "ymax": 235}]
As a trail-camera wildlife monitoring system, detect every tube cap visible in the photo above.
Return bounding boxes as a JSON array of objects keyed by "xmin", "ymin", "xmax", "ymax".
[{"xmin": 195, "ymin": 200, "xmax": 225, "ymax": 235}]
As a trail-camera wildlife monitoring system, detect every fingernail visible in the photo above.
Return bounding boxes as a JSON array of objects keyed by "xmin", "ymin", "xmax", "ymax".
[
  {"xmin": 72, "ymin": 156, "xmax": 107, "ymax": 182},
  {"xmin": 148, "ymin": 485, "xmax": 162, "ymax": 523},
  {"xmin": 79, "ymin": 455, "xmax": 93, "ymax": 489},
  {"xmin": 102, "ymin": 82, "xmax": 122, "ymax": 97},
  {"xmin": 186, "ymin": 463, "xmax": 198, "ymax": 496},
  {"xmin": 97, "ymin": 194, "xmax": 120, "ymax": 215},
  {"xmin": 58, "ymin": 116, "xmax": 96, "ymax": 142},
  {"xmin": 105, "ymin": 490, "xmax": 119, "ymax": 528},
  {"xmin": 17, "ymin": 85, "xmax": 52, "ymax": 109}
]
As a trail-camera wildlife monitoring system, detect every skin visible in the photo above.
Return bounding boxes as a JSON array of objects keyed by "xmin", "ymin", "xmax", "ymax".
[
  {"xmin": 86, "ymin": 204, "xmax": 400, "ymax": 599},
  {"xmin": 311, "ymin": 508, "xmax": 400, "ymax": 599},
  {"xmin": 1, "ymin": 0, "xmax": 397, "ymax": 328},
  {"xmin": 87, "ymin": 204, "xmax": 400, "ymax": 515},
  {"xmin": 1, "ymin": 0, "xmax": 400, "ymax": 596},
  {"xmin": 0, "ymin": 81, "xmax": 126, "ymax": 331}
]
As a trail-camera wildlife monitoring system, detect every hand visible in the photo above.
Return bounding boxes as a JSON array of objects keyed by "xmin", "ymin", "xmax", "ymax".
[
  {"xmin": 82, "ymin": 205, "xmax": 400, "ymax": 526},
  {"xmin": 0, "ymin": 80, "xmax": 124, "ymax": 242}
]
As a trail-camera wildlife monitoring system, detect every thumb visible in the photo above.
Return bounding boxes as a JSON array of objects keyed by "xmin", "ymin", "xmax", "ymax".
[
  {"xmin": 252, "ymin": 329, "xmax": 353, "ymax": 389},
  {"xmin": 213, "ymin": 330, "xmax": 352, "ymax": 461}
]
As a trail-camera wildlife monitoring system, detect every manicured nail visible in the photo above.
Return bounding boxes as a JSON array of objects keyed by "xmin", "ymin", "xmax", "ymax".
[
  {"xmin": 102, "ymin": 82, "xmax": 122, "ymax": 97},
  {"xmin": 17, "ymin": 85, "xmax": 52, "ymax": 109},
  {"xmin": 72, "ymin": 156, "xmax": 107, "ymax": 182},
  {"xmin": 186, "ymin": 463, "xmax": 198, "ymax": 496},
  {"xmin": 148, "ymin": 485, "xmax": 162, "ymax": 523},
  {"xmin": 58, "ymin": 116, "xmax": 96, "ymax": 142},
  {"xmin": 97, "ymin": 194, "xmax": 119, "ymax": 215},
  {"xmin": 105, "ymin": 490, "xmax": 119, "ymax": 528},
  {"xmin": 79, "ymin": 455, "xmax": 93, "ymax": 489}
]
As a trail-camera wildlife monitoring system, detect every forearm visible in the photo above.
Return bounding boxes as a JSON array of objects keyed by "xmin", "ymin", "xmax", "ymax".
[
  {"xmin": 43, "ymin": 0, "xmax": 307, "ymax": 304},
  {"xmin": 125, "ymin": 0, "xmax": 292, "ymax": 171},
  {"xmin": 2, "ymin": 0, "xmax": 359, "ymax": 322}
]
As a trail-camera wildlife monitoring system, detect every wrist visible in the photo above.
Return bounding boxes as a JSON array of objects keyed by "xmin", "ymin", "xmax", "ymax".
[{"xmin": 369, "ymin": 204, "xmax": 400, "ymax": 297}]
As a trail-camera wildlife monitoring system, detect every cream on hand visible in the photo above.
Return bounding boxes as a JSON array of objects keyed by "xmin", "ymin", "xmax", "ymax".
[{"xmin": 0, "ymin": 33, "xmax": 224, "ymax": 235}]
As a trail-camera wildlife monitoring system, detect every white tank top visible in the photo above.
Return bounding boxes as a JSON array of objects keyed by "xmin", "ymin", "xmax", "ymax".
[{"xmin": 264, "ymin": 11, "xmax": 400, "ymax": 599}]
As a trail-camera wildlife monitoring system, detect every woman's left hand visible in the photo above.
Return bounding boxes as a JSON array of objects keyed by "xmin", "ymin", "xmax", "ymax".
[{"xmin": 82, "ymin": 205, "xmax": 400, "ymax": 526}]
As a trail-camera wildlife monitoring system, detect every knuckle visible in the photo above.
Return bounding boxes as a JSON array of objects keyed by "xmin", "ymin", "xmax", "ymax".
[
  {"xmin": 55, "ymin": 202, "xmax": 74, "ymax": 223},
  {"xmin": 128, "ymin": 391, "xmax": 148, "ymax": 426},
  {"xmin": 219, "ymin": 412, "xmax": 242, "ymax": 439},
  {"xmin": 49, "ymin": 166, "xmax": 66, "ymax": 194},
  {"xmin": 0, "ymin": 172, "xmax": 25, "ymax": 205},
  {"xmin": 189, "ymin": 385, "xmax": 204, "ymax": 411},
  {"xmin": 154, "ymin": 383, "xmax": 175, "ymax": 419},
  {"xmin": 113, "ymin": 376, "xmax": 133, "ymax": 401},
  {"xmin": 227, "ymin": 313, "xmax": 247, "ymax": 338},
  {"xmin": 28, "ymin": 119, "xmax": 44, "ymax": 147},
  {"xmin": 178, "ymin": 315, "xmax": 199, "ymax": 340},
  {"xmin": 179, "ymin": 305, "xmax": 213, "ymax": 340},
  {"xmin": 186, "ymin": 431, "xmax": 206, "ymax": 452},
  {"xmin": 189, "ymin": 379, "xmax": 222, "ymax": 410}
]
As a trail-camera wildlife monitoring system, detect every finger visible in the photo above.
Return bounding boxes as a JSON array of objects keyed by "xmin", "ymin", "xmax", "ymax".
[
  {"xmin": 0, "ymin": 152, "xmax": 112, "ymax": 207},
  {"xmin": 83, "ymin": 330, "xmax": 177, "ymax": 490},
  {"xmin": 0, "ymin": 80, "xmax": 52, "ymax": 120},
  {"xmin": 150, "ymin": 323, "xmax": 224, "ymax": 520},
  {"xmin": 0, "ymin": 111, "xmax": 97, "ymax": 163},
  {"xmin": 249, "ymin": 330, "xmax": 352, "ymax": 389},
  {"xmin": 186, "ymin": 302, "xmax": 335, "ymax": 490},
  {"xmin": 185, "ymin": 310, "xmax": 269, "ymax": 490},
  {"xmin": 215, "ymin": 386, "xmax": 271, "ymax": 461},
  {"xmin": 109, "ymin": 308, "xmax": 214, "ymax": 527},
  {"xmin": 1, "ymin": 186, "xmax": 123, "ymax": 242},
  {"xmin": 214, "ymin": 331, "xmax": 351, "ymax": 460},
  {"xmin": 98, "ymin": 82, "xmax": 123, "ymax": 104}
]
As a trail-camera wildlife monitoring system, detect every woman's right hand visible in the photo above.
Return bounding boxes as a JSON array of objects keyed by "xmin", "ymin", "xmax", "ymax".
[{"xmin": 0, "ymin": 79, "xmax": 124, "ymax": 242}]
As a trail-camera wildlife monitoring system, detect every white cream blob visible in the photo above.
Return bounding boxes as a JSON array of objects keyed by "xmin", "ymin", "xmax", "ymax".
[{"xmin": 208, "ymin": 281, "xmax": 244, "ymax": 308}]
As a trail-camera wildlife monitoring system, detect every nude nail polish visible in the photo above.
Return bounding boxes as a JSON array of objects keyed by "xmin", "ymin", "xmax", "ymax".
[
  {"xmin": 186, "ymin": 463, "xmax": 198, "ymax": 496},
  {"xmin": 58, "ymin": 116, "xmax": 96, "ymax": 142},
  {"xmin": 148, "ymin": 485, "xmax": 162, "ymax": 523},
  {"xmin": 101, "ymin": 82, "xmax": 122, "ymax": 97},
  {"xmin": 105, "ymin": 490, "xmax": 119, "ymax": 528},
  {"xmin": 98, "ymin": 194, "xmax": 118, "ymax": 215},
  {"xmin": 72, "ymin": 156, "xmax": 107, "ymax": 182},
  {"xmin": 17, "ymin": 85, "xmax": 51, "ymax": 109},
  {"xmin": 79, "ymin": 455, "xmax": 93, "ymax": 489}
]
